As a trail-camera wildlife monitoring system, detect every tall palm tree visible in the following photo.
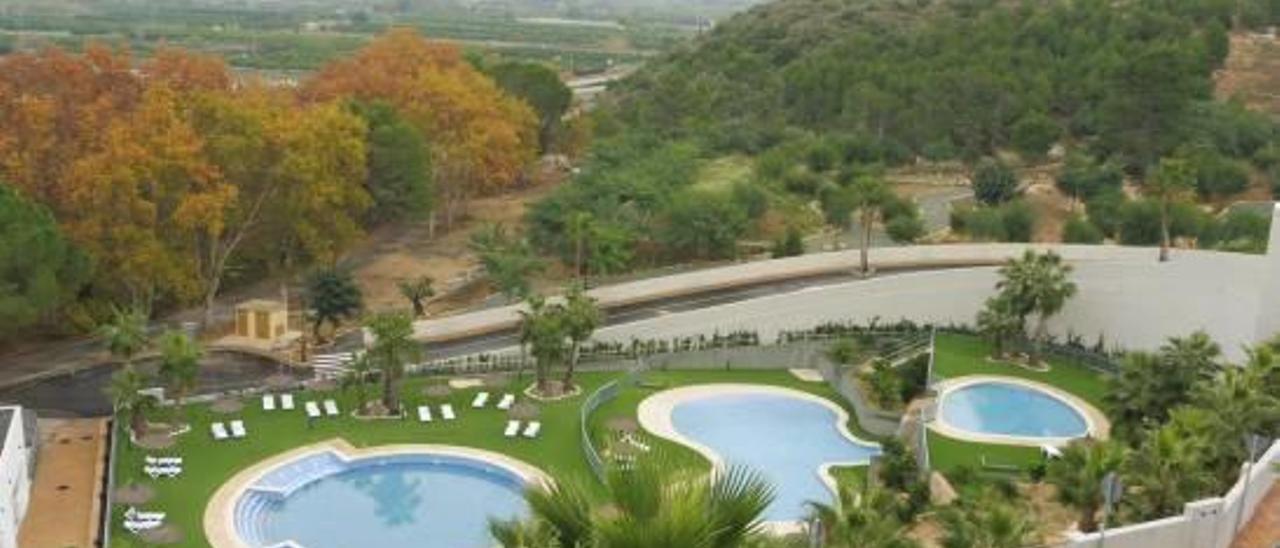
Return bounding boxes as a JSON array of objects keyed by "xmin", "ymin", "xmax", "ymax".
[
  {"xmin": 1148, "ymin": 157, "xmax": 1193, "ymax": 262},
  {"xmin": 1045, "ymin": 438, "xmax": 1125, "ymax": 533},
  {"xmin": 341, "ymin": 353, "xmax": 376, "ymax": 412},
  {"xmin": 365, "ymin": 312, "xmax": 421, "ymax": 414},
  {"xmin": 975, "ymin": 295, "xmax": 1022, "ymax": 359},
  {"xmin": 939, "ymin": 490, "xmax": 1038, "ymax": 548},
  {"xmin": 107, "ymin": 367, "xmax": 157, "ymax": 439},
  {"xmin": 492, "ymin": 456, "xmax": 774, "ymax": 548},
  {"xmin": 99, "ymin": 305, "xmax": 150, "ymax": 368},
  {"xmin": 560, "ymin": 283, "xmax": 602, "ymax": 388},
  {"xmin": 806, "ymin": 481, "xmax": 920, "ymax": 548},
  {"xmin": 996, "ymin": 250, "xmax": 1076, "ymax": 361},
  {"xmin": 157, "ymin": 329, "xmax": 202, "ymax": 418},
  {"xmin": 521, "ymin": 296, "xmax": 567, "ymax": 394},
  {"xmin": 1120, "ymin": 414, "xmax": 1215, "ymax": 522},
  {"xmin": 1190, "ymin": 361, "xmax": 1280, "ymax": 485}
]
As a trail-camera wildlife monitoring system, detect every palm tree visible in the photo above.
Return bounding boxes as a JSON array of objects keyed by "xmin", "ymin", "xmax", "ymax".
[
  {"xmin": 398, "ymin": 275, "xmax": 434, "ymax": 318},
  {"xmin": 1120, "ymin": 415, "xmax": 1216, "ymax": 522},
  {"xmin": 365, "ymin": 312, "xmax": 421, "ymax": 414},
  {"xmin": 107, "ymin": 367, "xmax": 157, "ymax": 439},
  {"xmin": 560, "ymin": 283, "xmax": 602, "ymax": 389},
  {"xmin": 1148, "ymin": 157, "xmax": 1193, "ymax": 262},
  {"xmin": 157, "ymin": 329, "xmax": 202, "ymax": 419},
  {"xmin": 996, "ymin": 250, "xmax": 1076, "ymax": 361},
  {"xmin": 939, "ymin": 489, "xmax": 1038, "ymax": 548},
  {"xmin": 806, "ymin": 481, "xmax": 920, "ymax": 548},
  {"xmin": 1105, "ymin": 332, "xmax": 1226, "ymax": 442},
  {"xmin": 975, "ymin": 295, "xmax": 1022, "ymax": 359},
  {"xmin": 1045, "ymin": 439, "xmax": 1125, "ymax": 533},
  {"xmin": 567, "ymin": 211, "xmax": 595, "ymax": 280},
  {"xmin": 1190, "ymin": 359, "xmax": 1280, "ymax": 485},
  {"xmin": 99, "ymin": 305, "xmax": 150, "ymax": 368},
  {"xmin": 492, "ymin": 456, "xmax": 774, "ymax": 548},
  {"xmin": 521, "ymin": 296, "xmax": 567, "ymax": 395},
  {"xmin": 341, "ymin": 353, "xmax": 376, "ymax": 412}
]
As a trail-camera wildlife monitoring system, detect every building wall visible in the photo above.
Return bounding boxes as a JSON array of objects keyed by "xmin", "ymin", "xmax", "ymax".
[{"xmin": 0, "ymin": 407, "xmax": 32, "ymax": 548}]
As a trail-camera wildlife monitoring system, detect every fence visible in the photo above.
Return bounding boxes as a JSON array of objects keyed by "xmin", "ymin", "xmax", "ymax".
[
  {"xmin": 1065, "ymin": 439, "xmax": 1280, "ymax": 548},
  {"xmin": 99, "ymin": 419, "xmax": 118, "ymax": 548},
  {"xmin": 578, "ymin": 361, "xmax": 647, "ymax": 482}
]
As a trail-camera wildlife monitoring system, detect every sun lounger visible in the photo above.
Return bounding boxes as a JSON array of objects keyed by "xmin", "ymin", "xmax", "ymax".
[
  {"xmin": 496, "ymin": 393, "xmax": 515, "ymax": 410},
  {"xmin": 440, "ymin": 404, "xmax": 456, "ymax": 420},
  {"xmin": 211, "ymin": 422, "xmax": 229, "ymax": 441},
  {"xmin": 262, "ymin": 394, "xmax": 276, "ymax": 411},
  {"xmin": 230, "ymin": 420, "xmax": 247, "ymax": 439},
  {"xmin": 417, "ymin": 405, "xmax": 433, "ymax": 422},
  {"xmin": 124, "ymin": 518, "xmax": 163, "ymax": 534},
  {"xmin": 504, "ymin": 420, "xmax": 521, "ymax": 437},
  {"xmin": 523, "ymin": 421, "xmax": 542, "ymax": 438},
  {"xmin": 324, "ymin": 399, "xmax": 339, "ymax": 416},
  {"xmin": 145, "ymin": 456, "xmax": 182, "ymax": 466},
  {"xmin": 126, "ymin": 507, "xmax": 166, "ymax": 522},
  {"xmin": 143, "ymin": 465, "xmax": 181, "ymax": 479},
  {"xmin": 281, "ymin": 393, "xmax": 295, "ymax": 410},
  {"xmin": 471, "ymin": 392, "xmax": 490, "ymax": 408},
  {"xmin": 306, "ymin": 401, "xmax": 321, "ymax": 418}
]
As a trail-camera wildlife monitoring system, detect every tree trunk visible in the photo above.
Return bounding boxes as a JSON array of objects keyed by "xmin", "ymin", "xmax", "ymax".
[
  {"xmin": 1159, "ymin": 199, "xmax": 1171, "ymax": 262},
  {"xmin": 575, "ymin": 233, "xmax": 584, "ymax": 279},
  {"xmin": 859, "ymin": 210, "xmax": 873, "ymax": 274},
  {"xmin": 562, "ymin": 341, "xmax": 580, "ymax": 388},
  {"xmin": 1080, "ymin": 503, "xmax": 1099, "ymax": 533},
  {"xmin": 382, "ymin": 372, "xmax": 397, "ymax": 414}
]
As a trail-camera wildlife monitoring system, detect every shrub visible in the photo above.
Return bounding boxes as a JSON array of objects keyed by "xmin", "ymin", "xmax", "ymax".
[
  {"xmin": 771, "ymin": 226, "xmax": 806, "ymax": 258},
  {"xmin": 782, "ymin": 169, "xmax": 824, "ymax": 196},
  {"xmin": 886, "ymin": 214, "xmax": 926, "ymax": 243},
  {"xmin": 731, "ymin": 181, "xmax": 769, "ymax": 219},
  {"xmin": 1187, "ymin": 148, "xmax": 1250, "ymax": 198},
  {"xmin": 1118, "ymin": 199, "xmax": 1210, "ymax": 245},
  {"xmin": 1057, "ymin": 152, "xmax": 1124, "ymax": 201},
  {"xmin": 1000, "ymin": 201, "xmax": 1035, "ymax": 242},
  {"xmin": 1063, "ymin": 215, "xmax": 1105, "ymax": 244},
  {"xmin": 972, "ymin": 157, "xmax": 1019, "ymax": 205},
  {"xmin": 1200, "ymin": 208, "xmax": 1271, "ymax": 252},
  {"xmin": 827, "ymin": 339, "xmax": 860, "ymax": 365},
  {"xmin": 1011, "ymin": 111, "xmax": 1062, "ymax": 159},
  {"xmin": 866, "ymin": 361, "xmax": 905, "ymax": 409},
  {"xmin": 878, "ymin": 438, "xmax": 920, "ymax": 492},
  {"xmin": 1085, "ymin": 187, "xmax": 1127, "ymax": 237}
]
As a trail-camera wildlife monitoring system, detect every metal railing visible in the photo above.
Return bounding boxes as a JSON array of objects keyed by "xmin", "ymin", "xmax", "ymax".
[{"xmin": 99, "ymin": 418, "xmax": 119, "ymax": 548}]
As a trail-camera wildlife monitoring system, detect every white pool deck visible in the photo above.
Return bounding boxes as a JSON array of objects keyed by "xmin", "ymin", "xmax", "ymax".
[
  {"xmin": 928, "ymin": 375, "xmax": 1111, "ymax": 447},
  {"xmin": 203, "ymin": 439, "xmax": 551, "ymax": 548},
  {"xmin": 635, "ymin": 383, "xmax": 879, "ymax": 534}
]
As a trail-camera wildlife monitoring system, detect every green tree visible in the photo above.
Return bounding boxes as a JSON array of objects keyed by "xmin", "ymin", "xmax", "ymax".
[
  {"xmin": 1056, "ymin": 153, "xmax": 1123, "ymax": 208},
  {"xmin": 566, "ymin": 212, "xmax": 595, "ymax": 280},
  {"xmin": 1063, "ymin": 215, "xmax": 1105, "ymax": 244},
  {"xmin": 487, "ymin": 61, "xmax": 572, "ymax": 154},
  {"xmin": 341, "ymin": 352, "xmax": 376, "ymax": 412},
  {"xmin": 99, "ymin": 305, "xmax": 151, "ymax": 368},
  {"xmin": 306, "ymin": 267, "xmax": 364, "ymax": 339},
  {"xmin": 1148, "ymin": 157, "xmax": 1196, "ymax": 262},
  {"xmin": 823, "ymin": 175, "xmax": 892, "ymax": 274},
  {"xmin": 157, "ymin": 329, "xmax": 202, "ymax": 415},
  {"xmin": 397, "ymin": 275, "xmax": 434, "ymax": 318},
  {"xmin": 1104, "ymin": 332, "xmax": 1221, "ymax": 441},
  {"xmin": 939, "ymin": 489, "xmax": 1038, "ymax": 548},
  {"xmin": 1045, "ymin": 439, "xmax": 1125, "ymax": 533},
  {"xmin": 352, "ymin": 101, "xmax": 433, "ymax": 223},
  {"xmin": 995, "ymin": 250, "xmax": 1077, "ymax": 361},
  {"xmin": 972, "ymin": 158, "xmax": 1018, "ymax": 206},
  {"xmin": 491, "ymin": 456, "xmax": 774, "ymax": 548},
  {"xmin": 365, "ymin": 311, "xmax": 421, "ymax": 414},
  {"xmin": 661, "ymin": 189, "xmax": 748, "ymax": 260},
  {"xmin": 107, "ymin": 366, "xmax": 158, "ymax": 439},
  {"xmin": 1010, "ymin": 112, "xmax": 1062, "ymax": 159},
  {"xmin": 976, "ymin": 295, "xmax": 1023, "ymax": 359},
  {"xmin": 1099, "ymin": 42, "xmax": 1207, "ymax": 172},
  {"xmin": 521, "ymin": 294, "xmax": 567, "ymax": 394},
  {"xmin": 559, "ymin": 283, "xmax": 601, "ymax": 389},
  {"xmin": 0, "ymin": 184, "xmax": 90, "ymax": 338},
  {"xmin": 806, "ymin": 481, "xmax": 920, "ymax": 548},
  {"xmin": 470, "ymin": 223, "xmax": 546, "ymax": 302},
  {"xmin": 1120, "ymin": 414, "xmax": 1216, "ymax": 522}
]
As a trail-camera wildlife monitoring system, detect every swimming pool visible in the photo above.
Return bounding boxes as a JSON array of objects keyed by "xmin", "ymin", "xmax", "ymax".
[
  {"xmin": 640, "ymin": 385, "xmax": 879, "ymax": 523},
  {"xmin": 938, "ymin": 379, "xmax": 1090, "ymax": 441},
  {"xmin": 232, "ymin": 450, "xmax": 531, "ymax": 548}
]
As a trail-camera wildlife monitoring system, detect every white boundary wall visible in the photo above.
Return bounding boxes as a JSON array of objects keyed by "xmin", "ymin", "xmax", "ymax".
[
  {"xmin": 1066, "ymin": 439, "xmax": 1280, "ymax": 548},
  {"xmin": 0, "ymin": 406, "xmax": 32, "ymax": 548}
]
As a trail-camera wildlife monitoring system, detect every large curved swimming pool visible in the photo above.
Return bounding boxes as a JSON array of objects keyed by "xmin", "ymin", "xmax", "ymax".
[
  {"xmin": 939, "ymin": 380, "xmax": 1089, "ymax": 440},
  {"xmin": 659, "ymin": 387, "xmax": 879, "ymax": 522},
  {"xmin": 234, "ymin": 451, "xmax": 529, "ymax": 548}
]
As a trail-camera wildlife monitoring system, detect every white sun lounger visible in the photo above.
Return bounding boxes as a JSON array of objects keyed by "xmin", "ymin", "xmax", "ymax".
[
  {"xmin": 305, "ymin": 401, "xmax": 321, "ymax": 418},
  {"xmin": 324, "ymin": 399, "xmax": 339, "ymax": 416},
  {"xmin": 523, "ymin": 421, "xmax": 541, "ymax": 438},
  {"xmin": 262, "ymin": 394, "xmax": 276, "ymax": 411},
  {"xmin": 230, "ymin": 420, "xmax": 247, "ymax": 439},
  {"xmin": 126, "ymin": 507, "xmax": 166, "ymax": 522},
  {"xmin": 211, "ymin": 422, "xmax": 229, "ymax": 441},
  {"xmin": 124, "ymin": 518, "xmax": 164, "ymax": 534},
  {"xmin": 145, "ymin": 456, "xmax": 182, "ymax": 466},
  {"xmin": 281, "ymin": 393, "xmax": 295, "ymax": 410},
  {"xmin": 504, "ymin": 420, "xmax": 521, "ymax": 437},
  {"xmin": 471, "ymin": 392, "xmax": 490, "ymax": 408},
  {"xmin": 143, "ymin": 465, "xmax": 181, "ymax": 479},
  {"xmin": 440, "ymin": 404, "xmax": 456, "ymax": 420},
  {"xmin": 417, "ymin": 405, "xmax": 433, "ymax": 422},
  {"xmin": 496, "ymin": 394, "xmax": 515, "ymax": 410}
]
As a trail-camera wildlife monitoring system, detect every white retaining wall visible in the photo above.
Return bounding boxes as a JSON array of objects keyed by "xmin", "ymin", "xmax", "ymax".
[{"xmin": 1067, "ymin": 439, "xmax": 1280, "ymax": 548}]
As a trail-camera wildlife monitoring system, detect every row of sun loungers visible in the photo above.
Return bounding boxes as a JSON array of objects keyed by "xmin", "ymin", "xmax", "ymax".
[
  {"xmin": 472, "ymin": 392, "xmax": 517, "ymax": 410},
  {"xmin": 504, "ymin": 420, "xmax": 541, "ymax": 438},
  {"xmin": 123, "ymin": 507, "xmax": 166, "ymax": 534},
  {"xmin": 211, "ymin": 420, "xmax": 247, "ymax": 441},
  {"xmin": 416, "ymin": 404, "xmax": 458, "ymax": 422},
  {"xmin": 262, "ymin": 393, "xmax": 296, "ymax": 411},
  {"xmin": 304, "ymin": 399, "xmax": 341, "ymax": 418}
]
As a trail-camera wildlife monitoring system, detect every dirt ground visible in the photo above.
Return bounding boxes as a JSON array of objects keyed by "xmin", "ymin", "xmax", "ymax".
[
  {"xmin": 18, "ymin": 418, "xmax": 108, "ymax": 548},
  {"xmin": 1217, "ymin": 33, "xmax": 1280, "ymax": 118},
  {"xmin": 1233, "ymin": 482, "xmax": 1280, "ymax": 548}
]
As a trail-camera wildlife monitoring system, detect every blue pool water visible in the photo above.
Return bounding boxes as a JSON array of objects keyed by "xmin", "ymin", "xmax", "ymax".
[
  {"xmin": 940, "ymin": 381, "xmax": 1088, "ymax": 439},
  {"xmin": 235, "ymin": 452, "xmax": 528, "ymax": 548},
  {"xmin": 669, "ymin": 392, "xmax": 878, "ymax": 521}
]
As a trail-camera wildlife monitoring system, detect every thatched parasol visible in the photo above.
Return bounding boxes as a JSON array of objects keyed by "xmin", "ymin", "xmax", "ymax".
[
  {"xmin": 113, "ymin": 484, "xmax": 155, "ymax": 505},
  {"xmin": 308, "ymin": 377, "xmax": 338, "ymax": 392},
  {"xmin": 507, "ymin": 402, "xmax": 541, "ymax": 420},
  {"xmin": 263, "ymin": 373, "xmax": 297, "ymax": 391},
  {"xmin": 605, "ymin": 417, "xmax": 639, "ymax": 435},
  {"xmin": 135, "ymin": 433, "xmax": 176, "ymax": 450},
  {"xmin": 483, "ymin": 374, "xmax": 512, "ymax": 389},
  {"xmin": 209, "ymin": 397, "xmax": 243, "ymax": 414},
  {"xmin": 138, "ymin": 524, "xmax": 184, "ymax": 545},
  {"xmin": 422, "ymin": 384, "xmax": 453, "ymax": 399}
]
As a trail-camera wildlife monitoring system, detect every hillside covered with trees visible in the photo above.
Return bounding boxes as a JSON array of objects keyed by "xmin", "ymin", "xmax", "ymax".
[{"xmin": 530, "ymin": 0, "xmax": 1280, "ymax": 272}]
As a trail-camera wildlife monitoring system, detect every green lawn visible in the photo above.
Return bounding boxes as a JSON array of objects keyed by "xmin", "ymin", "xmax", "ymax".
[
  {"xmin": 926, "ymin": 333, "xmax": 1111, "ymax": 474},
  {"xmin": 110, "ymin": 368, "xmax": 872, "ymax": 547}
]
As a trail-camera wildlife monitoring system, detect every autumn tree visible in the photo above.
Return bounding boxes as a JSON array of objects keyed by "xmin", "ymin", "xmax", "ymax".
[{"xmin": 305, "ymin": 28, "xmax": 537, "ymax": 229}]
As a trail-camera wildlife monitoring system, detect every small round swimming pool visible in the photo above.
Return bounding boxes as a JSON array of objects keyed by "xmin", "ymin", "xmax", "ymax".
[
  {"xmin": 938, "ymin": 380, "xmax": 1089, "ymax": 440},
  {"xmin": 233, "ymin": 451, "xmax": 530, "ymax": 548}
]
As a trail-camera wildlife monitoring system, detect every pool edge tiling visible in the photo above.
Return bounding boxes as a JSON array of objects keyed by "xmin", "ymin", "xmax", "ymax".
[
  {"xmin": 929, "ymin": 375, "xmax": 1111, "ymax": 447},
  {"xmin": 204, "ymin": 439, "xmax": 551, "ymax": 548},
  {"xmin": 635, "ymin": 383, "xmax": 880, "ymax": 530}
]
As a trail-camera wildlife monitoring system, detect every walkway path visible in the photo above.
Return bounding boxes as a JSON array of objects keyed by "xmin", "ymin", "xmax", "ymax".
[
  {"xmin": 1233, "ymin": 483, "xmax": 1280, "ymax": 548},
  {"xmin": 18, "ymin": 418, "xmax": 108, "ymax": 548}
]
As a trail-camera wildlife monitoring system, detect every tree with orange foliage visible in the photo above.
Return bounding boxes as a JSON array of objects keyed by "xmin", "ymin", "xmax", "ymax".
[{"xmin": 304, "ymin": 28, "xmax": 537, "ymax": 230}]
